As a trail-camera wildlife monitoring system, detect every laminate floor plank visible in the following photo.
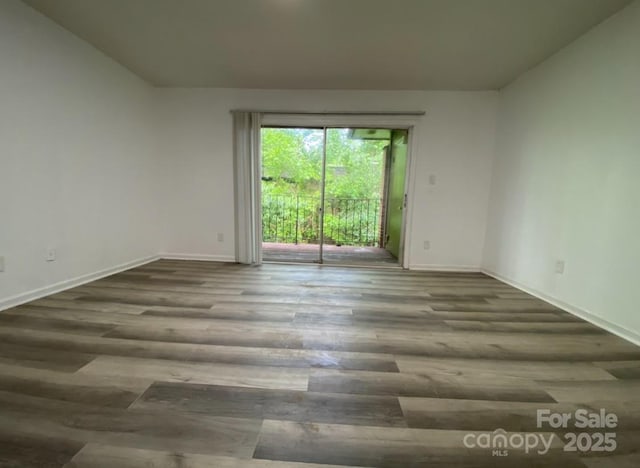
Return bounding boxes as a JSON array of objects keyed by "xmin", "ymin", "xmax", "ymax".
[
  {"xmin": 65, "ymin": 443, "xmax": 368, "ymax": 468},
  {"xmin": 540, "ymin": 379, "xmax": 640, "ymax": 403},
  {"xmin": 433, "ymin": 310, "xmax": 582, "ymax": 322},
  {"xmin": 373, "ymin": 331, "xmax": 640, "ymax": 361},
  {"xmin": 581, "ymin": 454, "xmax": 640, "ymax": 468},
  {"xmin": 142, "ymin": 306, "xmax": 296, "ymax": 322},
  {"xmin": 77, "ymin": 355, "xmax": 310, "ymax": 391},
  {"xmin": 593, "ymin": 360, "xmax": 640, "ymax": 379},
  {"xmin": 134, "ymin": 381, "xmax": 406, "ymax": 427},
  {"xmin": 211, "ymin": 302, "xmax": 353, "ymax": 315},
  {"xmin": 351, "ymin": 308, "xmax": 436, "ymax": 319},
  {"xmin": 252, "ymin": 420, "xmax": 582, "ymax": 468},
  {"xmin": 6, "ymin": 305, "xmax": 145, "ymax": 328},
  {"xmin": 25, "ymin": 297, "xmax": 148, "ymax": 314},
  {"xmin": 396, "ymin": 357, "xmax": 616, "ymax": 382},
  {"xmin": 89, "ymin": 278, "xmax": 244, "ymax": 296},
  {"xmin": 0, "ymin": 427, "xmax": 84, "ymax": 468},
  {"xmin": 72, "ymin": 288, "xmax": 221, "ymax": 309},
  {"xmin": 445, "ymin": 320, "xmax": 606, "ymax": 333},
  {"xmin": 0, "ymin": 362, "xmax": 150, "ymax": 408},
  {"xmin": 430, "ymin": 303, "xmax": 561, "ymax": 312},
  {"xmin": 308, "ymin": 369, "xmax": 556, "ymax": 402},
  {"xmin": 398, "ymin": 397, "xmax": 583, "ymax": 431},
  {"xmin": 0, "ymin": 311, "xmax": 116, "ymax": 336},
  {"xmin": 0, "ymin": 341, "xmax": 95, "ymax": 372},
  {"xmin": 0, "ymin": 391, "xmax": 262, "ymax": 458},
  {"xmin": 293, "ymin": 312, "xmax": 453, "ymax": 332}
]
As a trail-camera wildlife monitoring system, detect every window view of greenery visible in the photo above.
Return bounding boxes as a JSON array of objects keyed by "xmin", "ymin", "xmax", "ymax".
[{"xmin": 261, "ymin": 128, "xmax": 388, "ymax": 246}]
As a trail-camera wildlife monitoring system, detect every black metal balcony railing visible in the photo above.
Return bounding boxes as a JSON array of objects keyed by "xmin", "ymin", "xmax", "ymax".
[{"xmin": 262, "ymin": 195, "xmax": 382, "ymax": 247}]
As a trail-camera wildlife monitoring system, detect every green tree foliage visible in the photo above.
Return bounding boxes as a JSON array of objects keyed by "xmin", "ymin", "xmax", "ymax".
[
  {"xmin": 324, "ymin": 129, "xmax": 386, "ymax": 199},
  {"xmin": 261, "ymin": 128, "xmax": 323, "ymax": 197}
]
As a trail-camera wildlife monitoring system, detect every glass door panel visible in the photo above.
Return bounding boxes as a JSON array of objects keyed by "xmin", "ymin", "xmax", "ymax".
[
  {"xmin": 261, "ymin": 127, "xmax": 324, "ymax": 263},
  {"xmin": 322, "ymin": 128, "xmax": 393, "ymax": 265}
]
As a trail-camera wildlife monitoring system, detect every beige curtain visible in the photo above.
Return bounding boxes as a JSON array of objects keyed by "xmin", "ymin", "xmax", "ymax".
[{"xmin": 232, "ymin": 111, "xmax": 262, "ymax": 264}]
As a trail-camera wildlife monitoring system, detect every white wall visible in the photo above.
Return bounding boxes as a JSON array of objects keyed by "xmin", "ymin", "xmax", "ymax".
[
  {"xmin": 483, "ymin": 1, "xmax": 640, "ymax": 341},
  {"xmin": 0, "ymin": 0, "xmax": 162, "ymax": 307},
  {"xmin": 156, "ymin": 89, "xmax": 498, "ymax": 269}
]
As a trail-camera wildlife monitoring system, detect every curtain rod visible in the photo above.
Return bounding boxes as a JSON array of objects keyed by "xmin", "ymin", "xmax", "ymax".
[{"xmin": 230, "ymin": 110, "xmax": 425, "ymax": 116}]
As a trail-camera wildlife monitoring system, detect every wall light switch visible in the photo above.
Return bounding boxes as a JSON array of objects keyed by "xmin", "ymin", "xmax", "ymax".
[
  {"xmin": 555, "ymin": 260, "xmax": 565, "ymax": 274},
  {"xmin": 428, "ymin": 174, "xmax": 437, "ymax": 185},
  {"xmin": 0, "ymin": 256, "xmax": 4, "ymax": 272},
  {"xmin": 217, "ymin": 233, "xmax": 224, "ymax": 242},
  {"xmin": 423, "ymin": 240, "xmax": 431, "ymax": 250}
]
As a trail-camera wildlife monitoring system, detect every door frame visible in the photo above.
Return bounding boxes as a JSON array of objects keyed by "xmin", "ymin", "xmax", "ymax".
[{"xmin": 258, "ymin": 113, "xmax": 421, "ymax": 268}]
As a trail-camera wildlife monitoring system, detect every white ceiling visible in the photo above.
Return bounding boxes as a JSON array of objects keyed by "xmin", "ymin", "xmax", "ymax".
[{"xmin": 22, "ymin": 0, "xmax": 632, "ymax": 90}]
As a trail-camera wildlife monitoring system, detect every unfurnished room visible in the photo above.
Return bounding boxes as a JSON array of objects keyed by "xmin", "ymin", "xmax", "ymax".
[{"xmin": 1, "ymin": 0, "xmax": 639, "ymax": 467}]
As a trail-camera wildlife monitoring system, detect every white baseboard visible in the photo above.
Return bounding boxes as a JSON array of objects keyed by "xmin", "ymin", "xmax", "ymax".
[
  {"xmin": 0, "ymin": 254, "xmax": 159, "ymax": 312},
  {"xmin": 160, "ymin": 253, "xmax": 236, "ymax": 263},
  {"xmin": 409, "ymin": 264, "xmax": 481, "ymax": 272},
  {"xmin": 482, "ymin": 268, "xmax": 640, "ymax": 347}
]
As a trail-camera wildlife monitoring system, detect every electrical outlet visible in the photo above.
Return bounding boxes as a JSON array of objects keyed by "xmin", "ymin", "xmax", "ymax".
[
  {"xmin": 217, "ymin": 233, "xmax": 224, "ymax": 242},
  {"xmin": 46, "ymin": 249, "xmax": 56, "ymax": 262},
  {"xmin": 423, "ymin": 240, "xmax": 430, "ymax": 250},
  {"xmin": 0, "ymin": 256, "xmax": 4, "ymax": 272},
  {"xmin": 555, "ymin": 260, "xmax": 565, "ymax": 274}
]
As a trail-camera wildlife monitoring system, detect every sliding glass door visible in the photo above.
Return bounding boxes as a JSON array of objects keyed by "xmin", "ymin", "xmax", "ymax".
[{"xmin": 261, "ymin": 126, "xmax": 404, "ymax": 266}]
